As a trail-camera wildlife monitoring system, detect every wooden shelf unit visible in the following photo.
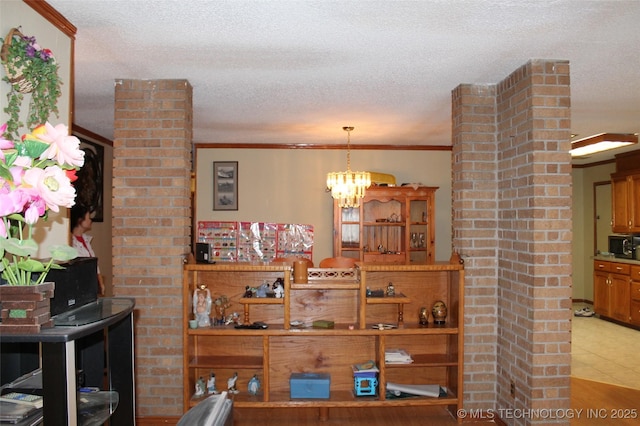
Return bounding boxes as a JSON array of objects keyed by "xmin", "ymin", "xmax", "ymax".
[
  {"xmin": 182, "ymin": 262, "xmax": 464, "ymax": 421},
  {"xmin": 333, "ymin": 186, "xmax": 438, "ymax": 264}
]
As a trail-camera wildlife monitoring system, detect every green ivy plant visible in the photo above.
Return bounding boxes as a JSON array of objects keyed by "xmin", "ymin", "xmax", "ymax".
[{"xmin": 0, "ymin": 28, "xmax": 61, "ymax": 141}]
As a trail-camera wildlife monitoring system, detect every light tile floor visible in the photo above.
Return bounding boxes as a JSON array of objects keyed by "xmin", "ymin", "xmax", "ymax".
[{"xmin": 571, "ymin": 303, "xmax": 640, "ymax": 390}]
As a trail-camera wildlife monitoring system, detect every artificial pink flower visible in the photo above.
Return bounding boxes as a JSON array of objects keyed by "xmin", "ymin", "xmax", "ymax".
[
  {"xmin": 32, "ymin": 122, "xmax": 85, "ymax": 168},
  {"xmin": 0, "ymin": 189, "xmax": 29, "ymax": 217},
  {"xmin": 21, "ymin": 165, "xmax": 77, "ymax": 212},
  {"xmin": 23, "ymin": 197, "xmax": 47, "ymax": 224}
]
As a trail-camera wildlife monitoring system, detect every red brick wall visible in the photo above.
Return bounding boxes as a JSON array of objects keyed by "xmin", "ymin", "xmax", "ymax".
[
  {"xmin": 113, "ymin": 79, "xmax": 193, "ymax": 417},
  {"xmin": 452, "ymin": 83, "xmax": 500, "ymax": 409},
  {"xmin": 453, "ymin": 60, "xmax": 572, "ymax": 424}
]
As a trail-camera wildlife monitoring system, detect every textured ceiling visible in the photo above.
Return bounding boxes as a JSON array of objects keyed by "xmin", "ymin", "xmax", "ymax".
[{"xmin": 47, "ymin": 0, "xmax": 640, "ymax": 161}]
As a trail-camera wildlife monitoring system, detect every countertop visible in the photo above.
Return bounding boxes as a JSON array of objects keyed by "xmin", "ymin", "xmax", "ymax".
[{"xmin": 592, "ymin": 254, "xmax": 640, "ymax": 266}]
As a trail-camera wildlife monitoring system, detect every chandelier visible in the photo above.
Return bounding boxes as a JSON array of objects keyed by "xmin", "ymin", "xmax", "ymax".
[{"xmin": 326, "ymin": 126, "xmax": 371, "ymax": 208}]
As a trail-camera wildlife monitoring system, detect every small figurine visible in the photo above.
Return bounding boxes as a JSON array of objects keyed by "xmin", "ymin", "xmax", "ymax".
[
  {"xmin": 193, "ymin": 286, "xmax": 212, "ymax": 328},
  {"xmin": 207, "ymin": 372, "xmax": 217, "ymax": 394},
  {"xmin": 247, "ymin": 375, "xmax": 261, "ymax": 395},
  {"xmin": 243, "ymin": 286, "xmax": 253, "ymax": 298},
  {"xmin": 273, "ymin": 278, "xmax": 284, "ymax": 298},
  {"xmin": 195, "ymin": 376, "xmax": 206, "ymax": 397},
  {"xmin": 386, "ymin": 282, "xmax": 395, "ymax": 297},
  {"xmin": 213, "ymin": 295, "xmax": 231, "ymax": 325},
  {"xmin": 226, "ymin": 311, "xmax": 240, "ymax": 325},
  {"xmin": 227, "ymin": 372, "xmax": 239, "ymax": 394},
  {"xmin": 256, "ymin": 281, "xmax": 271, "ymax": 298}
]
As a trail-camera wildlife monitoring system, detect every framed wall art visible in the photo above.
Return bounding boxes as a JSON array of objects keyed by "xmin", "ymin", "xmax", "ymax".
[
  {"xmin": 74, "ymin": 137, "xmax": 105, "ymax": 221},
  {"xmin": 213, "ymin": 161, "xmax": 238, "ymax": 210}
]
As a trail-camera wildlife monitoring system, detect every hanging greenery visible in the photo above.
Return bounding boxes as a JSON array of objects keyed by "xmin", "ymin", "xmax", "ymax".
[{"xmin": 1, "ymin": 27, "xmax": 62, "ymax": 141}]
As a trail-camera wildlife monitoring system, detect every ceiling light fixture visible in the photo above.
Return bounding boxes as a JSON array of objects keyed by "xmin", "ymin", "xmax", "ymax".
[
  {"xmin": 326, "ymin": 126, "xmax": 371, "ymax": 208},
  {"xmin": 570, "ymin": 133, "xmax": 638, "ymax": 157}
]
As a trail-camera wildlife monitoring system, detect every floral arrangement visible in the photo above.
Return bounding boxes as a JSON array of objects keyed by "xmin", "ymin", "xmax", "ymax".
[
  {"xmin": 1, "ymin": 28, "xmax": 61, "ymax": 141},
  {"xmin": 0, "ymin": 122, "xmax": 84, "ymax": 285}
]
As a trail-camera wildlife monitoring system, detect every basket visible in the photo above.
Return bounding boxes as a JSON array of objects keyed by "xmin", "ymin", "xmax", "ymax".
[{"xmin": 1, "ymin": 28, "xmax": 34, "ymax": 94}]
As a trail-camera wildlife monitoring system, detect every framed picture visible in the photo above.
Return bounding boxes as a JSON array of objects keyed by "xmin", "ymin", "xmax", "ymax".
[
  {"xmin": 74, "ymin": 137, "xmax": 105, "ymax": 222},
  {"xmin": 213, "ymin": 161, "xmax": 238, "ymax": 210}
]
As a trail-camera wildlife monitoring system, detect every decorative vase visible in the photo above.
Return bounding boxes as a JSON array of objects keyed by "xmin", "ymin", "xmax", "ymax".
[
  {"xmin": 0, "ymin": 282, "xmax": 55, "ymax": 333},
  {"xmin": 419, "ymin": 307, "xmax": 429, "ymax": 325},
  {"xmin": 431, "ymin": 300, "xmax": 447, "ymax": 325}
]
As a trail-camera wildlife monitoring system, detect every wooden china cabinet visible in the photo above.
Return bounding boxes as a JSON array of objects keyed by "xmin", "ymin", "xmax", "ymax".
[
  {"xmin": 182, "ymin": 261, "xmax": 465, "ymax": 422},
  {"xmin": 333, "ymin": 186, "xmax": 437, "ymax": 264}
]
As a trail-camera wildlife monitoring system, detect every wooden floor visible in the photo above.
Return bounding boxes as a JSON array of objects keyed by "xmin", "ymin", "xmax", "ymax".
[{"xmin": 228, "ymin": 378, "xmax": 640, "ymax": 425}]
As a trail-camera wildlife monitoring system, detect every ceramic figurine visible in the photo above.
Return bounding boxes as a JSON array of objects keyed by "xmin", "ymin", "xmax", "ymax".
[
  {"xmin": 248, "ymin": 375, "xmax": 261, "ymax": 395},
  {"xmin": 195, "ymin": 376, "xmax": 206, "ymax": 397},
  {"xmin": 273, "ymin": 278, "xmax": 284, "ymax": 298},
  {"xmin": 256, "ymin": 281, "xmax": 270, "ymax": 298},
  {"xmin": 386, "ymin": 282, "xmax": 395, "ymax": 297},
  {"xmin": 432, "ymin": 300, "xmax": 447, "ymax": 325},
  {"xmin": 227, "ymin": 372, "xmax": 239, "ymax": 394},
  {"xmin": 193, "ymin": 287, "xmax": 212, "ymax": 328},
  {"xmin": 207, "ymin": 372, "xmax": 217, "ymax": 394}
]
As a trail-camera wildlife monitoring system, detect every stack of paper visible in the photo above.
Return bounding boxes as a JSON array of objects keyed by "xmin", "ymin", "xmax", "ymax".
[{"xmin": 385, "ymin": 348, "xmax": 413, "ymax": 364}]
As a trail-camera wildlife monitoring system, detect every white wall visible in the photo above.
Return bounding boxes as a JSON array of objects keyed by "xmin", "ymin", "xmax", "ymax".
[
  {"xmin": 1, "ymin": 1, "xmax": 73, "ymax": 257},
  {"xmin": 195, "ymin": 147, "xmax": 453, "ymax": 263}
]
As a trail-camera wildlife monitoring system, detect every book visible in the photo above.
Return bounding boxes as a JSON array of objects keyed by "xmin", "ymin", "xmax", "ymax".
[
  {"xmin": 352, "ymin": 360, "xmax": 379, "ymax": 375},
  {"xmin": 0, "ymin": 400, "xmax": 40, "ymax": 424},
  {"xmin": 0, "ymin": 391, "xmax": 43, "ymax": 408},
  {"xmin": 384, "ymin": 348, "xmax": 413, "ymax": 364},
  {"xmin": 312, "ymin": 320, "xmax": 334, "ymax": 329}
]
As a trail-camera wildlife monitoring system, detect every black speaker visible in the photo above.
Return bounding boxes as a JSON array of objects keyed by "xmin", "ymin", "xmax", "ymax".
[
  {"xmin": 196, "ymin": 243, "xmax": 213, "ymax": 263},
  {"xmin": 48, "ymin": 257, "xmax": 98, "ymax": 316}
]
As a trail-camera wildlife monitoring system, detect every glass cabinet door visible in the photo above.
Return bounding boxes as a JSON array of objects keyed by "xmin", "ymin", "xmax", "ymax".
[
  {"xmin": 340, "ymin": 208, "xmax": 360, "ymax": 257},
  {"xmin": 408, "ymin": 198, "xmax": 429, "ymax": 263}
]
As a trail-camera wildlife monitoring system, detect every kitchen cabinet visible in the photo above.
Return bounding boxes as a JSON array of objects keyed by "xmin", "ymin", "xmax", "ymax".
[
  {"xmin": 182, "ymin": 261, "xmax": 464, "ymax": 421},
  {"xmin": 593, "ymin": 260, "xmax": 631, "ymax": 323},
  {"xmin": 333, "ymin": 186, "xmax": 437, "ymax": 264},
  {"xmin": 611, "ymin": 172, "xmax": 640, "ymax": 233}
]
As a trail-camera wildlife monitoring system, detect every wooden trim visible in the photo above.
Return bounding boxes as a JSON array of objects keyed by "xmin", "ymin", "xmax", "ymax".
[
  {"xmin": 72, "ymin": 124, "xmax": 114, "ymax": 147},
  {"xmin": 571, "ymin": 298, "xmax": 594, "ymax": 305},
  {"xmin": 572, "ymin": 158, "xmax": 615, "ymax": 169},
  {"xmin": 195, "ymin": 143, "xmax": 453, "ymax": 151},
  {"xmin": 24, "ymin": 0, "xmax": 77, "ymax": 38}
]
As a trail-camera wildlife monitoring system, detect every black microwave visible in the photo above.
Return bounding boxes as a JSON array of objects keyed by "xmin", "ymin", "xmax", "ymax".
[{"xmin": 608, "ymin": 235, "xmax": 640, "ymax": 259}]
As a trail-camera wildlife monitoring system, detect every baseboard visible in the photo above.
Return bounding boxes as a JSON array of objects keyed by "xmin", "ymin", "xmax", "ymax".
[
  {"xmin": 571, "ymin": 298, "xmax": 593, "ymax": 305},
  {"xmin": 135, "ymin": 416, "xmax": 180, "ymax": 425}
]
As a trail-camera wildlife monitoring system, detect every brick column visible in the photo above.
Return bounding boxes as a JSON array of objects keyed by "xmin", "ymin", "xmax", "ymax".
[
  {"xmin": 451, "ymin": 83, "xmax": 499, "ymax": 411},
  {"xmin": 453, "ymin": 60, "xmax": 572, "ymax": 425},
  {"xmin": 113, "ymin": 79, "xmax": 193, "ymax": 417}
]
